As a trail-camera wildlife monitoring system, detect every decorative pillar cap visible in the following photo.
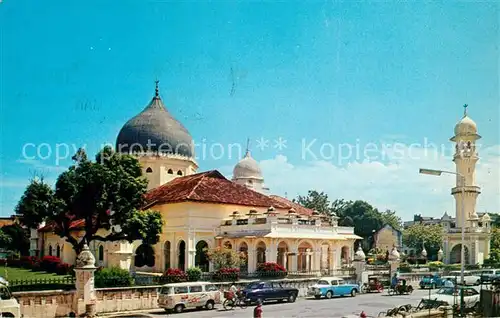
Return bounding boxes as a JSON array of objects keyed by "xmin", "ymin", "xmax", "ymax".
[
  {"xmin": 389, "ymin": 246, "xmax": 400, "ymax": 260},
  {"xmin": 354, "ymin": 246, "xmax": 366, "ymax": 261},
  {"xmin": 75, "ymin": 244, "xmax": 96, "ymax": 269}
]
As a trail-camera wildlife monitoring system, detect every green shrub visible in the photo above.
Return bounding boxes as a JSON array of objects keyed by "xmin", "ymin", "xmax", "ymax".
[
  {"xmin": 443, "ymin": 264, "xmax": 461, "ymax": 272},
  {"xmin": 186, "ymin": 267, "xmax": 202, "ymax": 282},
  {"xmin": 95, "ymin": 267, "xmax": 133, "ymax": 288},
  {"xmin": 398, "ymin": 263, "xmax": 412, "ymax": 273}
]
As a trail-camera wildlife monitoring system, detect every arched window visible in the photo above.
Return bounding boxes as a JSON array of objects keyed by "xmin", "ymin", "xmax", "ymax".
[
  {"xmin": 195, "ymin": 241, "xmax": 209, "ymax": 272},
  {"xmin": 56, "ymin": 245, "xmax": 61, "ymax": 258},
  {"xmin": 48, "ymin": 245, "xmax": 53, "ymax": 256},
  {"xmin": 134, "ymin": 244, "xmax": 155, "ymax": 267},
  {"xmin": 177, "ymin": 170, "xmax": 183, "ymax": 176},
  {"xmin": 98, "ymin": 245, "xmax": 104, "ymax": 261},
  {"xmin": 167, "ymin": 169, "xmax": 173, "ymax": 174},
  {"xmin": 146, "ymin": 167, "xmax": 153, "ymax": 173}
]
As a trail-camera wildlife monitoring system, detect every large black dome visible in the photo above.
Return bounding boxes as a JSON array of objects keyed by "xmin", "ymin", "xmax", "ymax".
[{"xmin": 116, "ymin": 87, "xmax": 194, "ymax": 157}]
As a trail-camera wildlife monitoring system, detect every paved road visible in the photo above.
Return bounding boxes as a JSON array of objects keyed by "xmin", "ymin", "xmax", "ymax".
[{"xmin": 116, "ymin": 289, "xmax": 434, "ymax": 318}]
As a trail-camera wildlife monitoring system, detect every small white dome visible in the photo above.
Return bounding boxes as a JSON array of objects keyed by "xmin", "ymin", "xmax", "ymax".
[
  {"xmin": 390, "ymin": 247, "xmax": 400, "ymax": 260},
  {"xmin": 471, "ymin": 211, "xmax": 479, "ymax": 220},
  {"xmin": 482, "ymin": 213, "xmax": 491, "ymax": 222},
  {"xmin": 421, "ymin": 247, "xmax": 428, "ymax": 257},
  {"xmin": 438, "ymin": 248, "xmax": 443, "ymax": 256},
  {"xmin": 233, "ymin": 151, "xmax": 263, "ymax": 180},
  {"xmin": 454, "ymin": 115, "xmax": 477, "ymax": 136},
  {"xmin": 354, "ymin": 246, "xmax": 366, "ymax": 261}
]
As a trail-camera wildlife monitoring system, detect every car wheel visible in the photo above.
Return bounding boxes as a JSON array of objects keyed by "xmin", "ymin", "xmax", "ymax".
[
  {"xmin": 314, "ymin": 295, "xmax": 321, "ymax": 299},
  {"xmin": 326, "ymin": 291, "xmax": 333, "ymax": 299},
  {"xmin": 288, "ymin": 293, "xmax": 296, "ymax": 303},
  {"xmin": 174, "ymin": 304, "xmax": 184, "ymax": 313},
  {"xmin": 205, "ymin": 300, "xmax": 214, "ymax": 310},
  {"xmin": 351, "ymin": 289, "xmax": 357, "ymax": 297},
  {"xmin": 256, "ymin": 297, "xmax": 264, "ymax": 305}
]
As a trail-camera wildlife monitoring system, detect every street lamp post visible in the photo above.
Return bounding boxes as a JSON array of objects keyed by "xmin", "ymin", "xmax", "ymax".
[{"xmin": 419, "ymin": 168, "xmax": 466, "ymax": 316}]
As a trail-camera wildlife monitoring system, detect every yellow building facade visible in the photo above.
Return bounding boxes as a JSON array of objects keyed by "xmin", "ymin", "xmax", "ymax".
[{"xmin": 31, "ymin": 84, "xmax": 360, "ymax": 274}]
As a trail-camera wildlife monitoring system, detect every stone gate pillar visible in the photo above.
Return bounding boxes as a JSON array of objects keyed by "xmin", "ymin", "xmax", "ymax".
[
  {"xmin": 74, "ymin": 244, "xmax": 97, "ymax": 317},
  {"xmin": 353, "ymin": 246, "xmax": 366, "ymax": 284},
  {"xmin": 388, "ymin": 246, "xmax": 400, "ymax": 279}
]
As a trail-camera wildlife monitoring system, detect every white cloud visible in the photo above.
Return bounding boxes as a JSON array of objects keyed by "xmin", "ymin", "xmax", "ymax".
[{"xmin": 220, "ymin": 144, "xmax": 500, "ymax": 221}]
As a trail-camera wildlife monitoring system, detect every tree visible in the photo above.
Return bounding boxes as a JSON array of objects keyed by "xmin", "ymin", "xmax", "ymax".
[
  {"xmin": 402, "ymin": 224, "xmax": 444, "ymax": 259},
  {"xmin": 0, "ymin": 229, "xmax": 12, "ymax": 249},
  {"xmin": 295, "ymin": 190, "xmax": 331, "ymax": 214},
  {"xmin": 331, "ymin": 199, "xmax": 353, "ymax": 217},
  {"xmin": 205, "ymin": 247, "xmax": 245, "ymax": 270},
  {"xmin": 15, "ymin": 146, "xmax": 163, "ymax": 254},
  {"xmin": 381, "ymin": 210, "xmax": 402, "ymax": 231},
  {"xmin": 0, "ymin": 224, "xmax": 30, "ymax": 255}
]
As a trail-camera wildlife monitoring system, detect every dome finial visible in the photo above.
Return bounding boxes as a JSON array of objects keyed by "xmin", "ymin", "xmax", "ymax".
[
  {"xmin": 245, "ymin": 137, "xmax": 251, "ymax": 157},
  {"xmin": 463, "ymin": 103, "xmax": 468, "ymax": 117},
  {"xmin": 155, "ymin": 80, "xmax": 160, "ymax": 98}
]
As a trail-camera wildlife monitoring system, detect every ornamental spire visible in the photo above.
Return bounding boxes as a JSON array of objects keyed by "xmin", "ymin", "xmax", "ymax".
[
  {"xmin": 245, "ymin": 137, "xmax": 251, "ymax": 157},
  {"xmin": 155, "ymin": 80, "xmax": 160, "ymax": 98},
  {"xmin": 463, "ymin": 103, "xmax": 468, "ymax": 117}
]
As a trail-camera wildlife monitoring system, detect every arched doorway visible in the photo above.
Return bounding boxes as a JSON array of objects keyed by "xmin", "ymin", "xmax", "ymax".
[
  {"xmin": 178, "ymin": 240, "xmax": 186, "ymax": 271},
  {"xmin": 223, "ymin": 241, "xmax": 232, "ymax": 249},
  {"xmin": 195, "ymin": 240, "xmax": 209, "ymax": 272},
  {"xmin": 277, "ymin": 241, "xmax": 289, "ymax": 270},
  {"xmin": 164, "ymin": 241, "xmax": 171, "ymax": 270},
  {"xmin": 298, "ymin": 241, "xmax": 313, "ymax": 272},
  {"xmin": 134, "ymin": 244, "xmax": 155, "ymax": 268},
  {"xmin": 450, "ymin": 244, "xmax": 470, "ymax": 264},
  {"xmin": 239, "ymin": 242, "xmax": 248, "ymax": 273},
  {"xmin": 341, "ymin": 246, "xmax": 350, "ymax": 265},
  {"xmin": 256, "ymin": 241, "xmax": 266, "ymax": 266}
]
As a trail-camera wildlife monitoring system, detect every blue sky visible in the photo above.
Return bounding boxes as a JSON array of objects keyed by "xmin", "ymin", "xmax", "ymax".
[{"xmin": 1, "ymin": 1, "xmax": 499, "ymax": 219}]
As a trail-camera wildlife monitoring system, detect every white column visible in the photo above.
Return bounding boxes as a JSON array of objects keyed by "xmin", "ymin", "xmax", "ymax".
[
  {"xmin": 290, "ymin": 248, "xmax": 298, "ymax": 272},
  {"xmin": 248, "ymin": 250, "xmax": 256, "ymax": 273},
  {"xmin": 313, "ymin": 248, "xmax": 321, "ymax": 272},
  {"xmin": 268, "ymin": 240, "xmax": 277, "ymax": 263}
]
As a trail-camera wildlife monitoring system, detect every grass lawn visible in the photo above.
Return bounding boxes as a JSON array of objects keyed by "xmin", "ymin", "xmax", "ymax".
[{"xmin": 0, "ymin": 266, "xmax": 69, "ymax": 281}]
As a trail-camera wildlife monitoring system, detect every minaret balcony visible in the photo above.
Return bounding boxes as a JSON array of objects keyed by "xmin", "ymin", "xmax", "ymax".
[{"xmin": 451, "ymin": 186, "xmax": 481, "ymax": 195}]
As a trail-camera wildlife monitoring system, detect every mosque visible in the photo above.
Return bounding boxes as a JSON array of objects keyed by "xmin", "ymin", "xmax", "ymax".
[{"xmin": 30, "ymin": 83, "xmax": 360, "ymax": 274}]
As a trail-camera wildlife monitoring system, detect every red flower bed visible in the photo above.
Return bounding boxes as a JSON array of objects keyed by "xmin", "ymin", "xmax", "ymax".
[
  {"xmin": 163, "ymin": 268, "xmax": 188, "ymax": 283},
  {"xmin": 212, "ymin": 268, "xmax": 240, "ymax": 281},
  {"xmin": 40, "ymin": 256, "xmax": 62, "ymax": 273},
  {"xmin": 256, "ymin": 262, "xmax": 287, "ymax": 278},
  {"xmin": 56, "ymin": 263, "xmax": 73, "ymax": 275}
]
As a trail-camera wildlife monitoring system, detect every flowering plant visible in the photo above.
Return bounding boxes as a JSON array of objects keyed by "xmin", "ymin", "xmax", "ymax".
[
  {"xmin": 163, "ymin": 268, "xmax": 188, "ymax": 283},
  {"xmin": 256, "ymin": 262, "xmax": 287, "ymax": 278},
  {"xmin": 212, "ymin": 267, "xmax": 240, "ymax": 281}
]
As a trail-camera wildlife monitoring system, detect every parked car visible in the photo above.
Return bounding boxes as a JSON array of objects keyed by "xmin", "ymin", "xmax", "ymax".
[
  {"xmin": 0, "ymin": 279, "xmax": 21, "ymax": 317},
  {"xmin": 443, "ymin": 271, "xmax": 481, "ymax": 286},
  {"xmin": 242, "ymin": 281, "xmax": 298, "ymax": 304},
  {"xmin": 422, "ymin": 287, "xmax": 479, "ymax": 310},
  {"xmin": 474, "ymin": 269, "xmax": 500, "ymax": 283},
  {"xmin": 157, "ymin": 282, "xmax": 221, "ymax": 313},
  {"xmin": 307, "ymin": 277, "xmax": 360, "ymax": 299},
  {"xmin": 419, "ymin": 274, "xmax": 446, "ymax": 289}
]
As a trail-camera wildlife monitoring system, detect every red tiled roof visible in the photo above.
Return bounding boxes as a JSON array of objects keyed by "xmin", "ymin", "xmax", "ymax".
[
  {"xmin": 38, "ymin": 219, "xmax": 85, "ymax": 232},
  {"xmin": 268, "ymin": 195, "xmax": 314, "ymax": 216},
  {"xmin": 144, "ymin": 170, "xmax": 290, "ymax": 209}
]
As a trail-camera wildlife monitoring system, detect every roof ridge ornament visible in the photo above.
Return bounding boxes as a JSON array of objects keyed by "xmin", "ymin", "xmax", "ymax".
[{"xmin": 463, "ymin": 103, "xmax": 468, "ymax": 117}]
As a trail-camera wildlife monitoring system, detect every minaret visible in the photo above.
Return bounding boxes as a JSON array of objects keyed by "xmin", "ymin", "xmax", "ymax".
[{"xmin": 450, "ymin": 104, "xmax": 481, "ymax": 228}]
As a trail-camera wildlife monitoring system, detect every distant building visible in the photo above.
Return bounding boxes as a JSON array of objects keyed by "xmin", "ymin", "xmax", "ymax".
[{"xmin": 373, "ymin": 225, "xmax": 402, "ymax": 252}]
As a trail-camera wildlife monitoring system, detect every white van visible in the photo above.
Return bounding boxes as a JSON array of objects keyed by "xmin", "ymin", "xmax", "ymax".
[
  {"xmin": 0, "ymin": 280, "xmax": 21, "ymax": 317},
  {"xmin": 157, "ymin": 282, "xmax": 221, "ymax": 313}
]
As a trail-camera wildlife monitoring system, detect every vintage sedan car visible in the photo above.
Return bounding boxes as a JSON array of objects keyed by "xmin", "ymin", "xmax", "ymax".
[
  {"xmin": 422, "ymin": 287, "xmax": 479, "ymax": 310},
  {"xmin": 242, "ymin": 281, "xmax": 298, "ymax": 304},
  {"xmin": 419, "ymin": 274, "xmax": 446, "ymax": 289},
  {"xmin": 474, "ymin": 269, "xmax": 500, "ymax": 283},
  {"xmin": 307, "ymin": 277, "xmax": 360, "ymax": 299},
  {"xmin": 0, "ymin": 279, "xmax": 21, "ymax": 318},
  {"xmin": 443, "ymin": 271, "xmax": 481, "ymax": 285}
]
